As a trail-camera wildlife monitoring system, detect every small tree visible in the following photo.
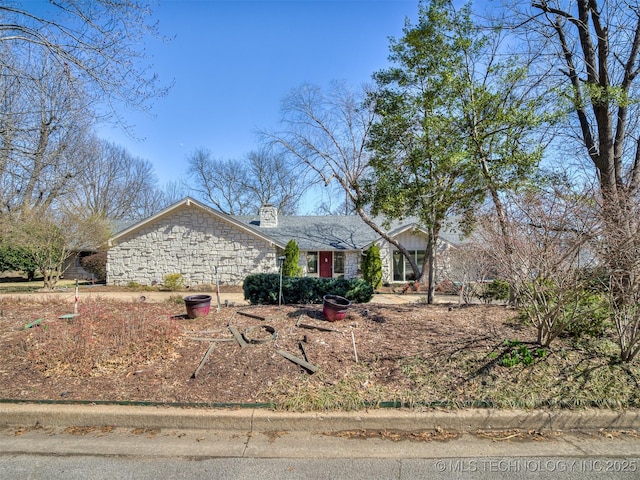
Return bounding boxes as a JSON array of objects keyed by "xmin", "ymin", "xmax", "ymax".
[
  {"xmin": 2, "ymin": 211, "xmax": 111, "ymax": 289},
  {"xmin": 478, "ymin": 188, "xmax": 596, "ymax": 347},
  {"xmin": 282, "ymin": 240, "xmax": 302, "ymax": 277},
  {"xmin": 448, "ymin": 243, "xmax": 497, "ymax": 304},
  {"xmin": 12, "ymin": 216, "xmax": 67, "ymax": 289},
  {"xmin": 362, "ymin": 245, "xmax": 382, "ymax": 289}
]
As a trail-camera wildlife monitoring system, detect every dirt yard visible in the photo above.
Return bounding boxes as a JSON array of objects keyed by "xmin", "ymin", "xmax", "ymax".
[{"xmin": 1, "ymin": 295, "xmax": 637, "ymax": 410}]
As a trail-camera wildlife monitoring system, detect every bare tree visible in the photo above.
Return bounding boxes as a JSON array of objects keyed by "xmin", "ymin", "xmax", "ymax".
[
  {"xmin": 186, "ymin": 147, "xmax": 307, "ymax": 215},
  {"xmin": 448, "ymin": 242, "xmax": 497, "ymax": 304},
  {"xmin": 525, "ymin": 0, "xmax": 640, "ymax": 202},
  {"xmin": 0, "ymin": 0, "xmax": 169, "ymax": 121},
  {"xmin": 0, "ymin": 42, "xmax": 91, "ymax": 216},
  {"xmin": 244, "ymin": 148, "xmax": 309, "ymax": 215},
  {"xmin": 159, "ymin": 180, "xmax": 190, "ymax": 208},
  {"xmin": 65, "ymin": 137, "xmax": 162, "ymax": 221},
  {"xmin": 267, "ymin": 81, "xmax": 429, "ymax": 285},
  {"xmin": 186, "ymin": 148, "xmax": 250, "ymax": 215},
  {"xmin": 598, "ymin": 193, "xmax": 640, "ymax": 362},
  {"xmin": 517, "ymin": 0, "xmax": 640, "ymax": 358}
]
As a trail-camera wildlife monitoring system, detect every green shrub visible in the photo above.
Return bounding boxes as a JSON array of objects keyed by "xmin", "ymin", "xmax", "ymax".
[
  {"xmin": 500, "ymin": 340, "xmax": 546, "ymax": 368},
  {"xmin": 0, "ymin": 245, "xmax": 38, "ymax": 280},
  {"xmin": 163, "ymin": 273, "xmax": 185, "ymax": 291},
  {"xmin": 479, "ymin": 279, "xmax": 510, "ymax": 303},
  {"xmin": 362, "ymin": 245, "xmax": 382, "ymax": 289},
  {"xmin": 282, "ymin": 240, "xmax": 303, "ymax": 277},
  {"xmin": 564, "ymin": 291, "xmax": 611, "ymax": 339},
  {"xmin": 243, "ymin": 274, "xmax": 374, "ymax": 305}
]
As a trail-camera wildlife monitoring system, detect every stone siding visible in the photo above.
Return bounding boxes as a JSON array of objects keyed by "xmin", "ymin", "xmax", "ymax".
[
  {"xmin": 378, "ymin": 241, "xmax": 393, "ymax": 284},
  {"xmin": 345, "ymin": 251, "xmax": 361, "ymax": 279},
  {"xmin": 107, "ymin": 204, "xmax": 277, "ymax": 286}
]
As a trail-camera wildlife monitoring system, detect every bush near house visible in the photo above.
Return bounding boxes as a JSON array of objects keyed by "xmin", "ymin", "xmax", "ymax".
[
  {"xmin": 163, "ymin": 273, "xmax": 185, "ymax": 291},
  {"xmin": 80, "ymin": 252, "xmax": 107, "ymax": 281},
  {"xmin": 282, "ymin": 239, "xmax": 303, "ymax": 277},
  {"xmin": 243, "ymin": 274, "xmax": 374, "ymax": 305},
  {"xmin": 362, "ymin": 245, "xmax": 382, "ymax": 289},
  {"xmin": 479, "ymin": 279, "xmax": 510, "ymax": 304}
]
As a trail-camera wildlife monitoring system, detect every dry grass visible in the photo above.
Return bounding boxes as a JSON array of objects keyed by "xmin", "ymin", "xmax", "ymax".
[{"xmin": 23, "ymin": 300, "xmax": 182, "ymax": 377}]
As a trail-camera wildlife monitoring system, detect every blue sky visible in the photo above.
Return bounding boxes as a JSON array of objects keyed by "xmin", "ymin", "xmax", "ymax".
[{"xmin": 98, "ymin": 0, "xmax": 418, "ymax": 193}]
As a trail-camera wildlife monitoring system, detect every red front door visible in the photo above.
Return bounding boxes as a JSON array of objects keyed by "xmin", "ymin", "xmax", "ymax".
[{"xmin": 319, "ymin": 251, "xmax": 333, "ymax": 278}]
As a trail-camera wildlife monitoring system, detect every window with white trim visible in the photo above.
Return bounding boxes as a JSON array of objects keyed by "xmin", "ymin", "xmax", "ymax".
[
  {"xmin": 334, "ymin": 251, "xmax": 345, "ymax": 276},
  {"xmin": 392, "ymin": 249, "xmax": 425, "ymax": 282},
  {"xmin": 307, "ymin": 251, "xmax": 318, "ymax": 274}
]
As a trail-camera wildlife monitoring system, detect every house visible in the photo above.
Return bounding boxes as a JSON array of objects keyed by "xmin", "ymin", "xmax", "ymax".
[
  {"xmin": 62, "ymin": 251, "xmax": 95, "ymax": 281},
  {"xmin": 106, "ymin": 197, "xmax": 461, "ymax": 287}
]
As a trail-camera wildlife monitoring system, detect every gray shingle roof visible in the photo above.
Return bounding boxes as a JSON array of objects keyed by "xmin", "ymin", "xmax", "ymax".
[
  {"xmin": 109, "ymin": 196, "xmax": 466, "ymax": 252},
  {"xmin": 233, "ymin": 214, "xmax": 465, "ymax": 251},
  {"xmin": 234, "ymin": 215, "xmax": 377, "ymax": 251}
]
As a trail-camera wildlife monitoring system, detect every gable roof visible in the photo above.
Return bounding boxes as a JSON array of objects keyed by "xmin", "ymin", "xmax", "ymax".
[
  {"xmin": 108, "ymin": 196, "xmax": 466, "ymax": 251},
  {"xmin": 108, "ymin": 197, "xmax": 284, "ymax": 248},
  {"xmin": 234, "ymin": 213, "xmax": 465, "ymax": 251}
]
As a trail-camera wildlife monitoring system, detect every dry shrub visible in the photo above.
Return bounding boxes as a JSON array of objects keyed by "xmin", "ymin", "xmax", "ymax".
[
  {"xmin": 476, "ymin": 189, "xmax": 596, "ymax": 347},
  {"xmin": 24, "ymin": 300, "xmax": 182, "ymax": 376},
  {"xmin": 599, "ymin": 195, "xmax": 640, "ymax": 362}
]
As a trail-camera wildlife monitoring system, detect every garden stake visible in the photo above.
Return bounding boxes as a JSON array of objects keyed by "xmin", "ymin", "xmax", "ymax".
[
  {"xmin": 214, "ymin": 266, "xmax": 221, "ymax": 313},
  {"xmin": 74, "ymin": 279, "xmax": 79, "ymax": 314},
  {"xmin": 351, "ymin": 330, "xmax": 358, "ymax": 363}
]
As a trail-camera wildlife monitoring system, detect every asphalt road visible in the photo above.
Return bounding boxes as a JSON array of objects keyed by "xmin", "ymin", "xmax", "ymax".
[{"xmin": 1, "ymin": 426, "xmax": 639, "ymax": 479}]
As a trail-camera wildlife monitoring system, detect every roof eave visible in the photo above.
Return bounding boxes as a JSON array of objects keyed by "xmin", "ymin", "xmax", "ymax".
[{"xmin": 108, "ymin": 197, "xmax": 285, "ymax": 249}]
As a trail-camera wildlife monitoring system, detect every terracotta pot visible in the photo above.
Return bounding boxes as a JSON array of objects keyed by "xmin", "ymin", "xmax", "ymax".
[
  {"xmin": 322, "ymin": 294, "xmax": 351, "ymax": 321},
  {"xmin": 184, "ymin": 294, "xmax": 212, "ymax": 318}
]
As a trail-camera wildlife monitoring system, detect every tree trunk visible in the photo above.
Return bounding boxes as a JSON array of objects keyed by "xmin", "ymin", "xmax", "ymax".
[{"xmin": 417, "ymin": 223, "xmax": 440, "ymax": 305}]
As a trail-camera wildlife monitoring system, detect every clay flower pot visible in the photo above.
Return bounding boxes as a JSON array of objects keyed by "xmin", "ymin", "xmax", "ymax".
[
  {"xmin": 184, "ymin": 294, "xmax": 212, "ymax": 318},
  {"xmin": 322, "ymin": 294, "xmax": 351, "ymax": 321}
]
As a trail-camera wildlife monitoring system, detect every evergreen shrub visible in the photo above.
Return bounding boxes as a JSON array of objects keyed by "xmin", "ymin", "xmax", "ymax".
[{"xmin": 243, "ymin": 274, "xmax": 374, "ymax": 305}]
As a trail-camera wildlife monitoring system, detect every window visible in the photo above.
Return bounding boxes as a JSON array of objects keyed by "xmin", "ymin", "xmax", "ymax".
[
  {"xmin": 334, "ymin": 251, "xmax": 345, "ymax": 276},
  {"xmin": 307, "ymin": 252, "xmax": 318, "ymax": 274},
  {"xmin": 393, "ymin": 250, "xmax": 404, "ymax": 281},
  {"xmin": 392, "ymin": 249, "xmax": 426, "ymax": 282}
]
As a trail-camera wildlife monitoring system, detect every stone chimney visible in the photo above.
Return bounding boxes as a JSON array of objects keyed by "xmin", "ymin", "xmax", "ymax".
[{"xmin": 259, "ymin": 204, "xmax": 278, "ymax": 227}]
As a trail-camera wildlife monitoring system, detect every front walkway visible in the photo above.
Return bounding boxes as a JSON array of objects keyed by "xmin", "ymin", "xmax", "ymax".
[{"xmin": 0, "ymin": 288, "xmax": 462, "ymax": 306}]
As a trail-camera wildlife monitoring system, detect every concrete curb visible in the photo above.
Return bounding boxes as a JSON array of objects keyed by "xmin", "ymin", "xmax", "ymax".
[{"xmin": 1, "ymin": 403, "xmax": 639, "ymax": 433}]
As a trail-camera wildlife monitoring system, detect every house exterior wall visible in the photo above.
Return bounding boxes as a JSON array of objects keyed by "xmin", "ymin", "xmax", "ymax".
[
  {"xmin": 297, "ymin": 251, "xmax": 361, "ymax": 279},
  {"xmin": 345, "ymin": 251, "xmax": 360, "ymax": 278},
  {"xmin": 377, "ymin": 230, "xmax": 455, "ymax": 284},
  {"xmin": 378, "ymin": 240, "xmax": 393, "ymax": 284},
  {"xmin": 62, "ymin": 253, "xmax": 94, "ymax": 281},
  {"xmin": 107, "ymin": 204, "xmax": 278, "ymax": 286}
]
